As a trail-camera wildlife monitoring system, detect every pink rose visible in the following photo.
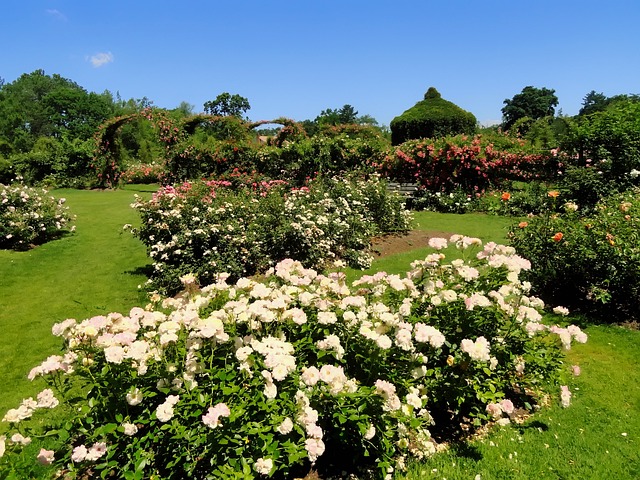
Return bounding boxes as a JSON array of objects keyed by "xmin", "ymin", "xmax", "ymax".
[{"xmin": 37, "ymin": 448, "xmax": 55, "ymax": 465}]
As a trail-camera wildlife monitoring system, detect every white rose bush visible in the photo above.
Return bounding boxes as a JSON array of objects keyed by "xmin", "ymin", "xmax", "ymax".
[
  {"xmin": 0, "ymin": 180, "xmax": 74, "ymax": 250},
  {"xmin": 1, "ymin": 235, "xmax": 586, "ymax": 479},
  {"xmin": 130, "ymin": 174, "xmax": 412, "ymax": 295}
]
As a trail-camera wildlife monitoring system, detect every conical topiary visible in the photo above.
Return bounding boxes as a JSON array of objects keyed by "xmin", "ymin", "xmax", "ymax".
[{"xmin": 390, "ymin": 87, "xmax": 477, "ymax": 145}]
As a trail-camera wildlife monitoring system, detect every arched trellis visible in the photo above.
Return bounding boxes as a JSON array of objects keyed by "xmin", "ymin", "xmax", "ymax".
[
  {"xmin": 92, "ymin": 112, "xmax": 143, "ymax": 188},
  {"xmin": 93, "ymin": 111, "xmax": 309, "ymax": 187},
  {"xmin": 248, "ymin": 117, "xmax": 307, "ymax": 147},
  {"xmin": 93, "ymin": 108, "xmax": 188, "ymax": 187}
]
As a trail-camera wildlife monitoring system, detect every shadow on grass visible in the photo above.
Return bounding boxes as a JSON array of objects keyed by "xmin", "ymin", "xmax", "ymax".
[
  {"xmin": 121, "ymin": 184, "xmax": 160, "ymax": 193},
  {"xmin": 125, "ymin": 264, "xmax": 154, "ymax": 277},
  {"xmin": 446, "ymin": 441, "xmax": 483, "ymax": 461},
  {"xmin": 517, "ymin": 420, "xmax": 549, "ymax": 433}
]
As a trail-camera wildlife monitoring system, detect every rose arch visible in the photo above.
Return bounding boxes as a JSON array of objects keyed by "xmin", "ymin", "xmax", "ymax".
[{"xmin": 93, "ymin": 112, "xmax": 307, "ymax": 187}]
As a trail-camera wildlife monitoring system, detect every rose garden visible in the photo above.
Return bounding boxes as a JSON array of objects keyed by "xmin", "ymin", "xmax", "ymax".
[{"xmin": 0, "ymin": 78, "xmax": 638, "ymax": 479}]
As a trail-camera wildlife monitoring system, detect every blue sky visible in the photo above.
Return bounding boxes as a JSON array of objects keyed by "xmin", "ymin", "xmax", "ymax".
[{"xmin": 1, "ymin": 1, "xmax": 639, "ymax": 126}]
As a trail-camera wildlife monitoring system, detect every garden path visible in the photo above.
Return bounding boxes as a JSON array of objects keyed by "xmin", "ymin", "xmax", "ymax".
[{"xmin": 370, "ymin": 230, "xmax": 454, "ymax": 258}]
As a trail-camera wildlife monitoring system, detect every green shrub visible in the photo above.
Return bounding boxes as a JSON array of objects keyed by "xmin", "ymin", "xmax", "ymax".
[
  {"xmin": 509, "ymin": 188, "xmax": 640, "ymax": 321},
  {"xmin": 165, "ymin": 138, "xmax": 259, "ymax": 183},
  {"xmin": 119, "ymin": 162, "xmax": 166, "ymax": 184},
  {"xmin": 1, "ymin": 241, "xmax": 586, "ymax": 479},
  {"xmin": 390, "ymin": 87, "xmax": 477, "ymax": 145},
  {"xmin": 412, "ymin": 187, "xmax": 478, "ymax": 213},
  {"xmin": 0, "ymin": 156, "xmax": 15, "ymax": 184},
  {"xmin": 0, "ymin": 181, "xmax": 74, "ymax": 250},
  {"xmin": 479, "ymin": 181, "xmax": 557, "ymax": 217},
  {"xmin": 8, "ymin": 137, "xmax": 95, "ymax": 187},
  {"xmin": 256, "ymin": 134, "xmax": 385, "ymax": 185},
  {"xmin": 559, "ymin": 101, "xmax": 640, "ymax": 208},
  {"xmin": 559, "ymin": 165, "xmax": 614, "ymax": 212}
]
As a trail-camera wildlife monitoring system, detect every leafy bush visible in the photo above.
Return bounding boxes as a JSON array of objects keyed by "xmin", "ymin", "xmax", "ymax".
[
  {"xmin": 1, "ymin": 241, "xmax": 586, "ymax": 479},
  {"xmin": 380, "ymin": 134, "xmax": 558, "ymax": 195},
  {"xmin": 130, "ymin": 175, "xmax": 412, "ymax": 295},
  {"xmin": 256, "ymin": 133, "xmax": 386, "ymax": 185},
  {"xmin": 390, "ymin": 88, "xmax": 477, "ymax": 145},
  {"xmin": 559, "ymin": 101, "xmax": 640, "ymax": 208},
  {"xmin": 0, "ymin": 181, "xmax": 74, "ymax": 250},
  {"xmin": 558, "ymin": 164, "xmax": 615, "ymax": 212},
  {"xmin": 0, "ymin": 156, "xmax": 15, "ymax": 184},
  {"xmin": 479, "ymin": 182, "xmax": 557, "ymax": 217},
  {"xmin": 165, "ymin": 137, "xmax": 259, "ymax": 183},
  {"xmin": 7, "ymin": 137, "xmax": 94, "ymax": 187},
  {"xmin": 509, "ymin": 189, "xmax": 640, "ymax": 321}
]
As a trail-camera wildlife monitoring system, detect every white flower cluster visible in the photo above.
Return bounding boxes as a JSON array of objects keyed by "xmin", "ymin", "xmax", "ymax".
[
  {"xmin": 2, "ymin": 235, "xmax": 587, "ymax": 475},
  {"xmin": 130, "ymin": 176, "xmax": 412, "ymax": 293},
  {"xmin": 1, "ymin": 182, "xmax": 74, "ymax": 249}
]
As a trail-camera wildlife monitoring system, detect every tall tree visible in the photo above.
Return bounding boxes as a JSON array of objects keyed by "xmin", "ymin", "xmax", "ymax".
[
  {"xmin": 174, "ymin": 101, "xmax": 195, "ymax": 117},
  {"xmin": 579, "ymin": 91, "xmax": 640, "ymax": 116},
  {"xmin": 579, "ymin": 90, "xmax": 609, "ymax": 116},
  {"xmin": 203, "ymin": 93, "xmax": 250, "ymax": 118},
  {"xmin": 501, "ymin": 86, "xmax": 558, "ymax": 130},
  {"xmin": 315, "ymin": 104, "xmax": 360, "ymax": 126}
]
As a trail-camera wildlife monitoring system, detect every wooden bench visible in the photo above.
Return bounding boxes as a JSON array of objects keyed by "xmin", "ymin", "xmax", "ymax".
[{"xmin": 386, "ymin": 182, "xmax": 419, "ymax": 198}]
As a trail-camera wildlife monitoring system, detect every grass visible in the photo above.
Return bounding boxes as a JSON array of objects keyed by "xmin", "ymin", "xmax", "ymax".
[
  {"xmin": 0, "ymin": 185, "xmax": 155, "ymax": 416},
  {"xmin": 399, "ymin": 324, "xmax": 640, "ymax": 479},
  {"xmin": 345, "ymin": 211, "xmax": 515, "ymax": 282},
  {"xmin": 1, "ymin": 191, "xmax": 638, "ymax": 479}
]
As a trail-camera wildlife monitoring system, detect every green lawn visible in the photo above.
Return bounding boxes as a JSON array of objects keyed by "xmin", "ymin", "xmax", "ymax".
[
  {"xmin": 1, "ymin": 190, "xmax": 638, "ymax": 479},
  {"xmin": 0, "ymin": 185, "xmax": 155, "ymax": 415},
  {"xmin": 399, "ymin": 324, "xmax": 640, "ymax": 480}
]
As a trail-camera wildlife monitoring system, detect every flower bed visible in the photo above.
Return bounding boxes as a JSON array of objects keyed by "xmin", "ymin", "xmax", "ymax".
[
  {"xmin": 130, "ymin": 175, "xmax": 412, "ymax": 295},
  {"xmin": 509, "ymin": 188, "xmax": 640, "ymax": 321},
  {"xmin": 1, "ymin": 238, "xmax": 585, "ymax": 479},
  {"xmin": 379, "ymin": 134, "xmax": 558, "ymax": 195},
  {"xmin": 0, "ymin": 181, "xmax": 74, "ymax": 250}
]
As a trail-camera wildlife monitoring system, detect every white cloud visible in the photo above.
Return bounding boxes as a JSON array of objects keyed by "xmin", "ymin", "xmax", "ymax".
[
  {"xmin": 46, "ymin": 9, "xmax": 67, "ymax": 21},
  {"xmin": 88, "ymin": 52, "xmax": 114, "ymax": 68}
]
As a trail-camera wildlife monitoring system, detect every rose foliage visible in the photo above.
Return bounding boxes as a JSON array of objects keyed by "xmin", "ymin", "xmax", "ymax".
[
  {"xmin": 2, "ymin": 238, "xmax": 585, "ymax": 479},
  {"xmin": 379, "ymin": 134, "xmax": 559, "ymax": 195},
  {"xmin": 510, "ymin": 188, "xmax": 640, "ymax": 321},
  {"xmin": 130, "ymin": 175, "xmax": 412, "ymax": 295}
]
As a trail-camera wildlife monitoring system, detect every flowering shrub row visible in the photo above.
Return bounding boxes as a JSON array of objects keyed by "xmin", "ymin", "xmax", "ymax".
[
  {"xmin": 509, "ymin": 188, "xmax": 640, "ymax": 321},
  {"xmin": 119, "ymin": 162, "xmax": 166, "ymax": 184},
  {"xmin": 0, "ymin": 181, "xmax": 74, "ymax": 250},
  {"xmin": 163, "ymin": 132, "xmax": 387, "ymax": 186},
  {"xmin": 91, "ymin": 110, "xmax": 390, "ymax": 188},
  {"xmin": 255, "ymin": 133, "xmax": 387, "ymax": 185},
  {"xmin": 130, "ymin": 175, "xmax": 412, "ymax": 295},
  {"xmin": 378, "ymin": 134, "xmax": 559, "ymax": 194},
  {"xmin": 1, "ymin": 238, "xmax": 585, "ymax": 479}
]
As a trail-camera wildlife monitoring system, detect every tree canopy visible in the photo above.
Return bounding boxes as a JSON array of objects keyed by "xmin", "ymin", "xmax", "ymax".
[
  {"xmin": 579, "ymin": 90, "xmax": 640, "ymax": 116},
  {"xmin": 501, "ymin": 86, "xmax": 558, "ymax": 131},
  {"xmin": 203, "ymin": 93, "xmax": 251, "ymax": 118},
  {"xmin": 0, "ymin": 70, "xmax": 113, "ymax": 152}
]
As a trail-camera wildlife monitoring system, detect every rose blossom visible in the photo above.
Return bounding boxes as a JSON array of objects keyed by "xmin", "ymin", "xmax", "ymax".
[
  {"xmin": 37, "ymin": 448, "xmax": 55, "ymax": 465},
  {"xmin": 277, "ymin": 417, "xmax": 294, "ymax": 435},
  {"xmin": 254, "ymin": 457, "xmax": 273, "ymax": 475},
  {"xmin": 122, "ymin": 422, "xmax": 138, "ymax": 435},
  {"xmin": 202, "ymin": 403, "xmax": 231, "ymax": 429},
  {"xmin": 560, "ymin": 385, "xmax": 572, "ymax": 408},
  {"xmin": 460, "ymin": 336, "xmax": 491, "ymax": 362}
]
